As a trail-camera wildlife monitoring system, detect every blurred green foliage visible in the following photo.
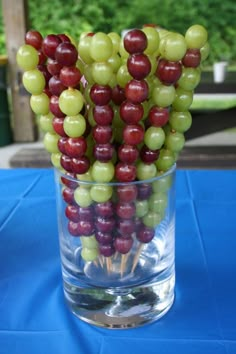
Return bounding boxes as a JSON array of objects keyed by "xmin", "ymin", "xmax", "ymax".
[{"xmin": 0, "ymin": 0, "xmax": 235, "ymax": 64}]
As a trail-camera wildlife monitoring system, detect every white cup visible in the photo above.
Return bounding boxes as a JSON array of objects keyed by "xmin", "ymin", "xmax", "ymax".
[{"xmin": 213, "ymin": 61, "xmax": 228, "ymax": 83}]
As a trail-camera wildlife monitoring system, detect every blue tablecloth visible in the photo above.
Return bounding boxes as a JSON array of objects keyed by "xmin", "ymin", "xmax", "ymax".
[{"xmin": 0, "ymin": 168, "xmax": 236, "ymax": 354}]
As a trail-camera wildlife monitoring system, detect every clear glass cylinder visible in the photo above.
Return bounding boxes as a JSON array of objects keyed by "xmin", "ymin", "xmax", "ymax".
[{"xmin": 54, "ymin": 164, "xmax": 176, "ymax": 329}]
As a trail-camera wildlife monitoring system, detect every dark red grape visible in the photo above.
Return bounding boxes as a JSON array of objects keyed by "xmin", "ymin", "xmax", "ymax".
[
  {"xmin": 127, "ymin": 53, "xmax": 151, "ymax": 80},
  {"xmin": 117, "ymin": 218, "xmax": 135, "ymax": 236},
  {"xmin": 114, "ymin": 236, "xmax": 133, "ymax": 254},
  {"xmin": 60, "ymin": 154, "xmax": 72, "ymax": 172},
  {"xmin": 90, "ymin": 84, "xmax": 112, "ymax": 105},
  {"xmin": 117, "ymin": 184, "xmax": 138, "ymax": 202},
  {"xmin": 55, "ymin": 42, "xmax": 78, "ymax": 66},
  {"xmin": 99, "ymin": 243, "xmax": 115, "ymax": 257},
  {"xmin": 115, "ymin": 163, "xmax": 136, "ymax": 182},
  {"xmin": 125, "ymin": 79, "xmax": 149, "ymax": 104},
  {"xmin": 65, "ymin": 137, "xmax": 87, "ymax": 158},
  {"xmin": 62, "ymin": 187, "xmax": 75, "ymax": 205},
  {"xmin": 92, "ymin": 125, "xmax": 113, "ymax": 144},
  {"xmin": 77, "ymin": 220, "xmax": 95, "ymax": 236},
  {"xmin": 93, "ymin": 105, "xmax": 114, "ymax": 125},
  {"xmin": 120, "ymin": 100, "xmax": 144, "ymax": 124},
  {"xmin": 53, "ymin": 117, "xmax": 67, "ymax": 137},
  {"xmin": 65, "ymin": 205, "xmax": 80, "ymax": 222},
  {"xmin": 59, "ymin": 66, "xmax": 82, "ymax": 88},
  {"xmin": 93, "ymin": 143, "xmax": 114, "ymax": 162},
  {"xmin": 57, "ymin": 137, "xmax": 67, "ymax": 154},
  {"xmin": 95, "ymin": 231, "xmax": 113, "ymax": 245},
  {"xmin": 116, "ymin": 202, "xmax": 136, "ymax": 219},
  {"xmin": 50, "ymin": 95, "xmax": 66, "ymax": 118},
  {"xmin": 77, "ymin": 206, "xmax": 94, "ymax": 221},
  {"xmin": 118, "ymin": 144, "xmax": 139, "ymax": 164},
  {"xmin": 140, "ymin": 145, "xmax": 160, "ymax": 164},
  {"xmin": 71, "ymin": 156, "xmax": 90, "ymax": 174},
  {"xmin": 123, "ymin": 124, "xmax": 144, "ymax": 145},
  {"xmin": 95, "ymin": 216, "xmax": 116, "ymax": 233},
  {"xmin": 42, "ymin": 34, "xmax": 62, "ymax": 59},
  {"xmin": 25, "ymin": 30, "xmax": 43, "ymax": 50},
  {"xmin": 182, "ymin": 48, "xmax": 201, "ymax": 68},
  {"xmin": 137, "ymin": 225, "xmax": 155, "ymax": 243},
  {"xmin": 124, "ymin": 29, "xmax": 147, "ymax": 54},
  {"xmin": 111, "ymin": 85, "xmax": 126, "ymax": 105},
  {"xmin": 156, "ymin": 59, "xmax": 182, "ymax": 85},
  {"xmin": 148, "ymin": 106, "xmax": 169, "ymax": 127},
  {"xmin": 137, "ymin": 183, "xmax": 152, "ymax": 200},
  {"xmin": 94, "ymin": 201, "xmax": 114, "ymax": 217},
  {"xmin": 68, "ymin": 221, "xmax": 80, "ymax": 236},
  {"xmin": 47, "ymin": 58, "xmax": 63, "ymax": 76}
]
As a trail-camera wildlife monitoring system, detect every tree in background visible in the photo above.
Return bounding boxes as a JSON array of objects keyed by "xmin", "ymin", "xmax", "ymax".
[{"xmin": 0, "ymin": 0, "xmax": 235, "ymax": 64}]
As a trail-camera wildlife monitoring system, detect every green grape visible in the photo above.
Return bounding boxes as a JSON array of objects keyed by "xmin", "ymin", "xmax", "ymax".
[
  {"xmin": 156, "ymin": 149, "xmax": 175, "ymax": 171},
  {"xmin": 135, "ymin": 199, "xmax": 149, "ymax": 218},
  {"xmin": 108, "ymin": 53, "xmax": 122, "ymax": 73},
  {"xmin": 74, "ymin": 186, "xmax": 92, "ymax": 207},
  {"xmin": 81, "ymin": 235, "xmax": 98, "ymax": 249},
  {"xmin": 78, "ymin": 35, "xmax": 94, "ymax": 64},
  {"xmin": 142, "ymin": 27, "xmax": 160, "ymax": 55},
  {"xmin": 157, "ymin": 27, "xmax": 170, "ymax": 40},
  {"xmin": 59, "ymin": 89, "xmax": 84, "ymax": 116},
  {"xmin": 172, "ymin": 87, "xmax": 193, "ymax": 111},
  {"xmin": 16, "ymin": 44, "xmax": 39, "ymax": 71},
  {"xmin": 160, "ymin": 32, "xmax": 187, "ymax": 61},
  {"xmin": 90, "ymin": 32, "xmax": 113, "ymax": 62},
  {"xmin": 116, "ymin": 64, "xmax": 132, "ymax": 88},
  {"xmin": 163, "ymin": 123, "xmax": 171, "ymax": 136},
  {"xmin": 136, "ymin": 161, "xmax": 157, "ymax": 180},
  {"xmin": 81, "ymin": 247, "xmax": 98, "ymax": 262},
  {"xmin": 63, "ymin": 114, "xmax": 86, "ymax": 138},
  {"xmin": 185, "ymin": 24, "xmax": 208, "ymax": 49},
  {"xmin": 76, "ymin": 58, "xmax": 85, "ymax": 74},
  {"xmin": 91, "ymin": 161, "xmax": 115, "ymax": 183},
  {"xmin": 169, "ymin": 110, "xmax": 192, "ymax": 133},
  {"xmin": 144, "ymin": 126, "xmax": 165, "ymax": 150},
  {"xmin": 148, "ymin": 192, "xmax": 167, "ymax": 215},
  {"xmin": 147, "ymin": 54, "xmax": 158, "ymax": 75},
  {"xmin": 91, "ymin": 62, "xmax": 113, "ymax": 86},
  {"xmin": 119, "ymin": 39, "xmax": 129, "ymax": 59},
  {"xmin": 83, "ymin": 84, "xmax": 93, "ymax": 106},
  {"xmin": 152, "ymin": 174, "xmax": 172, "ymax": 193},
  {"xmin": 152, "ymin": 84, "xmax": 175, "ymax": 107},
  {"xmin": 83, "ymin": 64, "xmax": 95, "ymax": 85},
  {"xmin": 90, "ymin": 185, "xmax": 113, "ymax": 203},
  {"xmin": 108, "ymin": 32, "xmax": 121, "ymax": 53},
  {"xmin": 142, "ymin": 211, "xmax": 162, "ymax": 228},
  {"xmin": 51, "ymin": 152, "xmax": 62, "ymax": 169},
  {"xmin": 77, "ymin": 167, "xmax": 93, "ymax": 184},
  {"xmin": 30, "ymin": 92, "xmax": 50, "ymax": 115},
  {"xmin": 200, "ymin": 41, "xmax": 210, "ymax": 61},
  {"xmin": 22, "ymin": 69, "xmax": 45, "ymax": 95},
  {"xmin": 39, "ymin": 112, "xmax": 54, "ymax": 133},
  {"xmin": 88, "ymin": 107, "xmax": 96, "ymax": 127},
  {"xmin": 43, "ymin": 132, "xmax": 59, "ymax": 153},
  {"xmin": 165, "ymin": 131, "xmax": 185, "ymax": 153},
  {"xmin": 85, "ymin": 134, "xmax": 95, "ymax": 163},
  {"xmin": 108, "ymin": 73, "xmax": 117, "ymax": 88},
  {"xmin": 178, "ymin": 67, "xmax": 201, "ymax": 91}
]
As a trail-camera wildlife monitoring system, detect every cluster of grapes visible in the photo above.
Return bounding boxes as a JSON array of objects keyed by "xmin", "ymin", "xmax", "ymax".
[{"xmin": 16, "ymin": 24, "xmax": 209, "ymax": 273}]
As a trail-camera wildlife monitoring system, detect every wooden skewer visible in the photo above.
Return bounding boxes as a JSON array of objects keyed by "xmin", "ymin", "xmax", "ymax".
[
  {"xmin": 98, "ymin": 255, "xmax": 104, "ymax": 268},
  {"xmin": 114, "ymin": 251, "xmax": 119, "ymax": 261},
  {"xmin": 93, "ymin": 259, "xmax": 98, "ymax": 267},
  {"xmin": 106, "ymin": 257, "xmax": 112, "ymax": 274},
  {"xmin": 120, "ymin": 253, "xmax": 129, "ymax": 277},
  {"xmin": 131, "ymin": 243, "xmax": 145, "ymax": 273}
]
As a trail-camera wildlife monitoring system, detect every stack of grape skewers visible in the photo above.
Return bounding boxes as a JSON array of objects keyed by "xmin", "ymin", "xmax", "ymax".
[{"xmin": 16, "ymin": 24, "xmax": 209, "ymax": 277}]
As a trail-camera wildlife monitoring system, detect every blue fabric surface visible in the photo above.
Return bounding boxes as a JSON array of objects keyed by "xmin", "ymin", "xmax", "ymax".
[{"xmin": 0, "ymin": 168, "xmax": 235, "ymax": 354}]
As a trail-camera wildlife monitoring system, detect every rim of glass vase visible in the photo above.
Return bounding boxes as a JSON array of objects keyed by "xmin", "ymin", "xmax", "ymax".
[{"xmin": 55, "ymin": 163, "xmax": 176, "ymax": 187}]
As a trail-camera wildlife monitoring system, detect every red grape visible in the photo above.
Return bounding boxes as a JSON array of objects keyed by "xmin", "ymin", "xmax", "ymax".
[
  {"xmin": 25, "ymin": 30, "xmax": 43, "ymax": 50},
  {"xmin": 117, "ymin": 184, "xmax": 138, "ymax": 202},
  {"xmin": 65, "ymin": 204, "xmax": 81, "ymax": 222},
  {"xmin": 65, "ymin": 137, "xmax": 87, "ymax": 158},
  {"xmin": 148, "ymin": 106, "xmax": 169, "ymax": 127},
  {"xmin": 55, "ymin": 42, "xmax": 78, "ymax": 66},
  {"xmin": 124, "ymin": 29, "xmax": 147, "ymax": 54},
  {"xmin": 140, "ymin": 145, "xmax": 160, "ymax": 164},
  {"xmin": 68, "ymin": 221, "xmax": 80, "ymax": 236},
  {"xmin": 60, "ymin": 154, "xmax": 72, "ymax": 172},
  {"xmin": 111, "ymin": 85, "xmax": 126, "ymax": 105},
  {"xmin": 48, "ymin": 75, "xmax": 66, "ymax": 96},
  {"xmin": 59, "ymin": 66, "xmax": 82, "ymax": 88},
  {"xmin": 50, "ymin": 95, "xmax": 66, "ymax": 118},
  {"xmin": 47, "ymin": 58, "xmax": 63, "ymax": 76},
  {"xmin": 77, "ymin": 220, "xmax": 95, "ymax": 236},
  {"xmin": 127, "ymin": 53, "xmax": 151, "ymax": 80},
  {"xmin": 90, "ymin": 84, "xmax": 112, "ymax": 105},
  {"xmin": 114, "ymin": 236, "xmax": 133, "ymax": 254},
  {"xmin": 93, "ymin": 143, "xmax": 114, "ymax": 162},
  {"xmin": 182, "ymin": 48, "xmax": 201, "ymax": 68},
  {"xmin": 71, "ymin": 156, "xmax": 90, "ymax": 174},
  {"xmin": 125, "ymin": 79, "xmax": 149, "ymax": 104},
  {"xmin": 93, "ymin": 105, "xmax": 114, "ymax": 125},
  {"xmin": 120, "ymin": 100, "xmax": 144, "ymax": 124},
  {"xmin": 62, "ymin": 187, "xmax": 75, "ymax": 205},
  {"xmin": 94, "ymin": 201, "xmax": 114, "ymax": 217},
  {"xmin": 92, "ymin": 125, "xmax": 113, "ymax": 144},
  {"xmin": 42, "ymin": 34, "xmax": 62, "ymax": 59},
  {"xmin": 118, "ymin": 144, "xmax": 139, "ymax": 164},
  {"xmin": 99, "ymin": 244, "xmax": 115, "ymax": 257},
  {"xmin": 136, "ymin": 225, "xmax": 155, "ymax": 243},
  {"xmin": 58, "ymin": 137, "xmax": 68, "ymax": 154},
  {"xmin": 115, "ymin": 163, "xmax": 136, "ymax": 182},
  {"xmin": 123, "ymin": 124, "xmax": 145, "ymax": 145},
  {"xmin": 95, "ymin": 231, "xmax": 113, "ymax": 245},
  {"xmin": 116, "ymin": 202, "xmax": 136, "ymax": 219},
  {"xmin": 52, "ymin": 117, "xmax": 68, "ymax": 137},
  {"xmin": 156, "ymin": 59, "xmax": 182, "ymax": 85},
  {"xmin": 95, "ymin": 216, "xmax": 116, "ymax": 233},
  {"xmin": 117, "ymin": 219, "xmax": 135, "ymax": 236}
]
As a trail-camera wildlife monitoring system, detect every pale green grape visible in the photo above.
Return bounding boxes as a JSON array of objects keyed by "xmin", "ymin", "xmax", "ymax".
[
  {"xmin": 108, "ymin": 73, "xmax": 117, "ymax": 88},
  {"xmin": 144, "ymin": 126, "xmax": 165, "ymax": 150},
  {"xmin": 169, "ymin": 110, "xmax": 192, "ymax": 133},
  {"xmin": 81, "ymin": 247, "xmax": 98, "ymax": 262},
  {"xmin": 156, "ymin": 149, "xmax": 175, "ymax": 171},
  {"xmin": 30, "ymin": 92, "xmax": 49, "ymax": 115},
  {"xmin": 160, "ymin": 32, "xmax": 187, "ymax": 61},
  {"xmin": 119, "ymin": 39, "xmax": 129, "ymax": 59},
  {"xmin": 51, "ymin": 152, "xmax": 62, "ymax": 169},
  {"xmin": 83, "ymin": 64, "xmax": 95, "ymax": 85},
  {"xmin": 142, "ymin": 27, "xmax": 160, "ymax": 55},
  {"xmin": 152, "ymin": 174, "xmax": 172, "ymax": 193},
  {"xmin": 108, "ymin": 54, "xmax": 122, "ymax": 73},
  {"xmin": 91, "ymin": 161, "xmax": 115, "ymax": 183},
  {"xmin": 136, "ymin": 161, "xmax": 157, "ymax": 180},
  {"xmin": 39, "ymin": 112, "xmax": 54, "ymax": 133},
  {"xmin": 91, "ymin": 62, "xmax": 113, "ymax": 86},
  {"xmin": 78, "ymin": 35, "xmax": 94, "ymax": 64},
  {"xmin": 200, "ymin": 41, "xmax": 210, "ymax": 61},
  {"xmin": 88, "ymin": 107, "xmax": 96, "ymax": 127},
  {"xmin": 135, "ymin": 199, "xmax": 149, "ymax": 218},
  {"xmin": 178, "ymin": 67, "xmax": 201, "ymax": 91},
  {"xmin": 148, "ymin": 192, "xmax": 167, "ymax": 215},
  {"xmin": 59, "ymin": 89, "xmax": 84, "ymax": 116},
  {"xmin": 172, "ymin": 87, "xmax": 193, "ymax": 111},
  {"xmin": 22, "ymin": 69, "xmax": 45, "ymax": 95},
  {"xmin": 116, "ymin": 64, "xmax": 132, "ymax": 88},
  {"xmin": 63, "ymin": 114, "xmax": 86, "ymax": 137},
  {"xmin": 16, "ymin": 44, "xmax": 39, "ymax": 71},
  {"xmin": 83, "ymin": 85, "xmax": 93, "ymax": 106},
  {"xmin": 108, "ymin": 32, "xmax": 121, "ymax": 53},
  {"xmin": 76, "ymin": 58, "xmax": 85, "ymax": 74},
  {"xmin": 185, "ymin": 24, "xmax": 208, "ymax": 49},
  {"xmin": 142, "ymin": 211, "xmax": 162, "ymax": 228},
  {"xmin": 43, "ymin": 132, "xmax": 59, "ymax": 153},
  {"xmin": 165, "ymin": 132, "xmax": 185, "ymax": 152},
  {"xmin": 74, "ymin": 186, "xmax": 92, "ymax": 207},
  {"xmin": 90, "ymin": 32, "xmax": 113, "ymax": 62},
  {"xmin": 152, "ymin": 84, "xmax": 175, "ymax": 107},
  {"xmin": 81, "ymin": 235, "xmax": 98, "ymax": 249},
  {"xmin": 77, "ymin": 167, "xmax": 93, "ymax": 184},
  {"xmin": 147, "ymin": 54, "xmax": 158, "ymax": 75},
  {"xmin": 90, "ymin": 185, "xmax": 113, "ymax": 203}
]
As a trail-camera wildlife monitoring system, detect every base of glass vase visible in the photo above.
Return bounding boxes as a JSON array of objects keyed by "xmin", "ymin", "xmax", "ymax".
[{"xmin": 63, "ymin": 267, "xmax": 175, "ymax": 329}]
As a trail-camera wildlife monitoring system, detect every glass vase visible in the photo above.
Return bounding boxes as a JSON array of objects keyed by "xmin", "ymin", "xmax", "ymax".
[{"xmin": 54, "ymin": 164, "xmax": 176, "ymax": 328}]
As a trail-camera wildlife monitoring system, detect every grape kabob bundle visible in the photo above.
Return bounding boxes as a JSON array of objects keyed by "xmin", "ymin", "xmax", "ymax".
[{"xmin": 16, "ymin": 24, "xmax": 209, "ymax": 276}]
